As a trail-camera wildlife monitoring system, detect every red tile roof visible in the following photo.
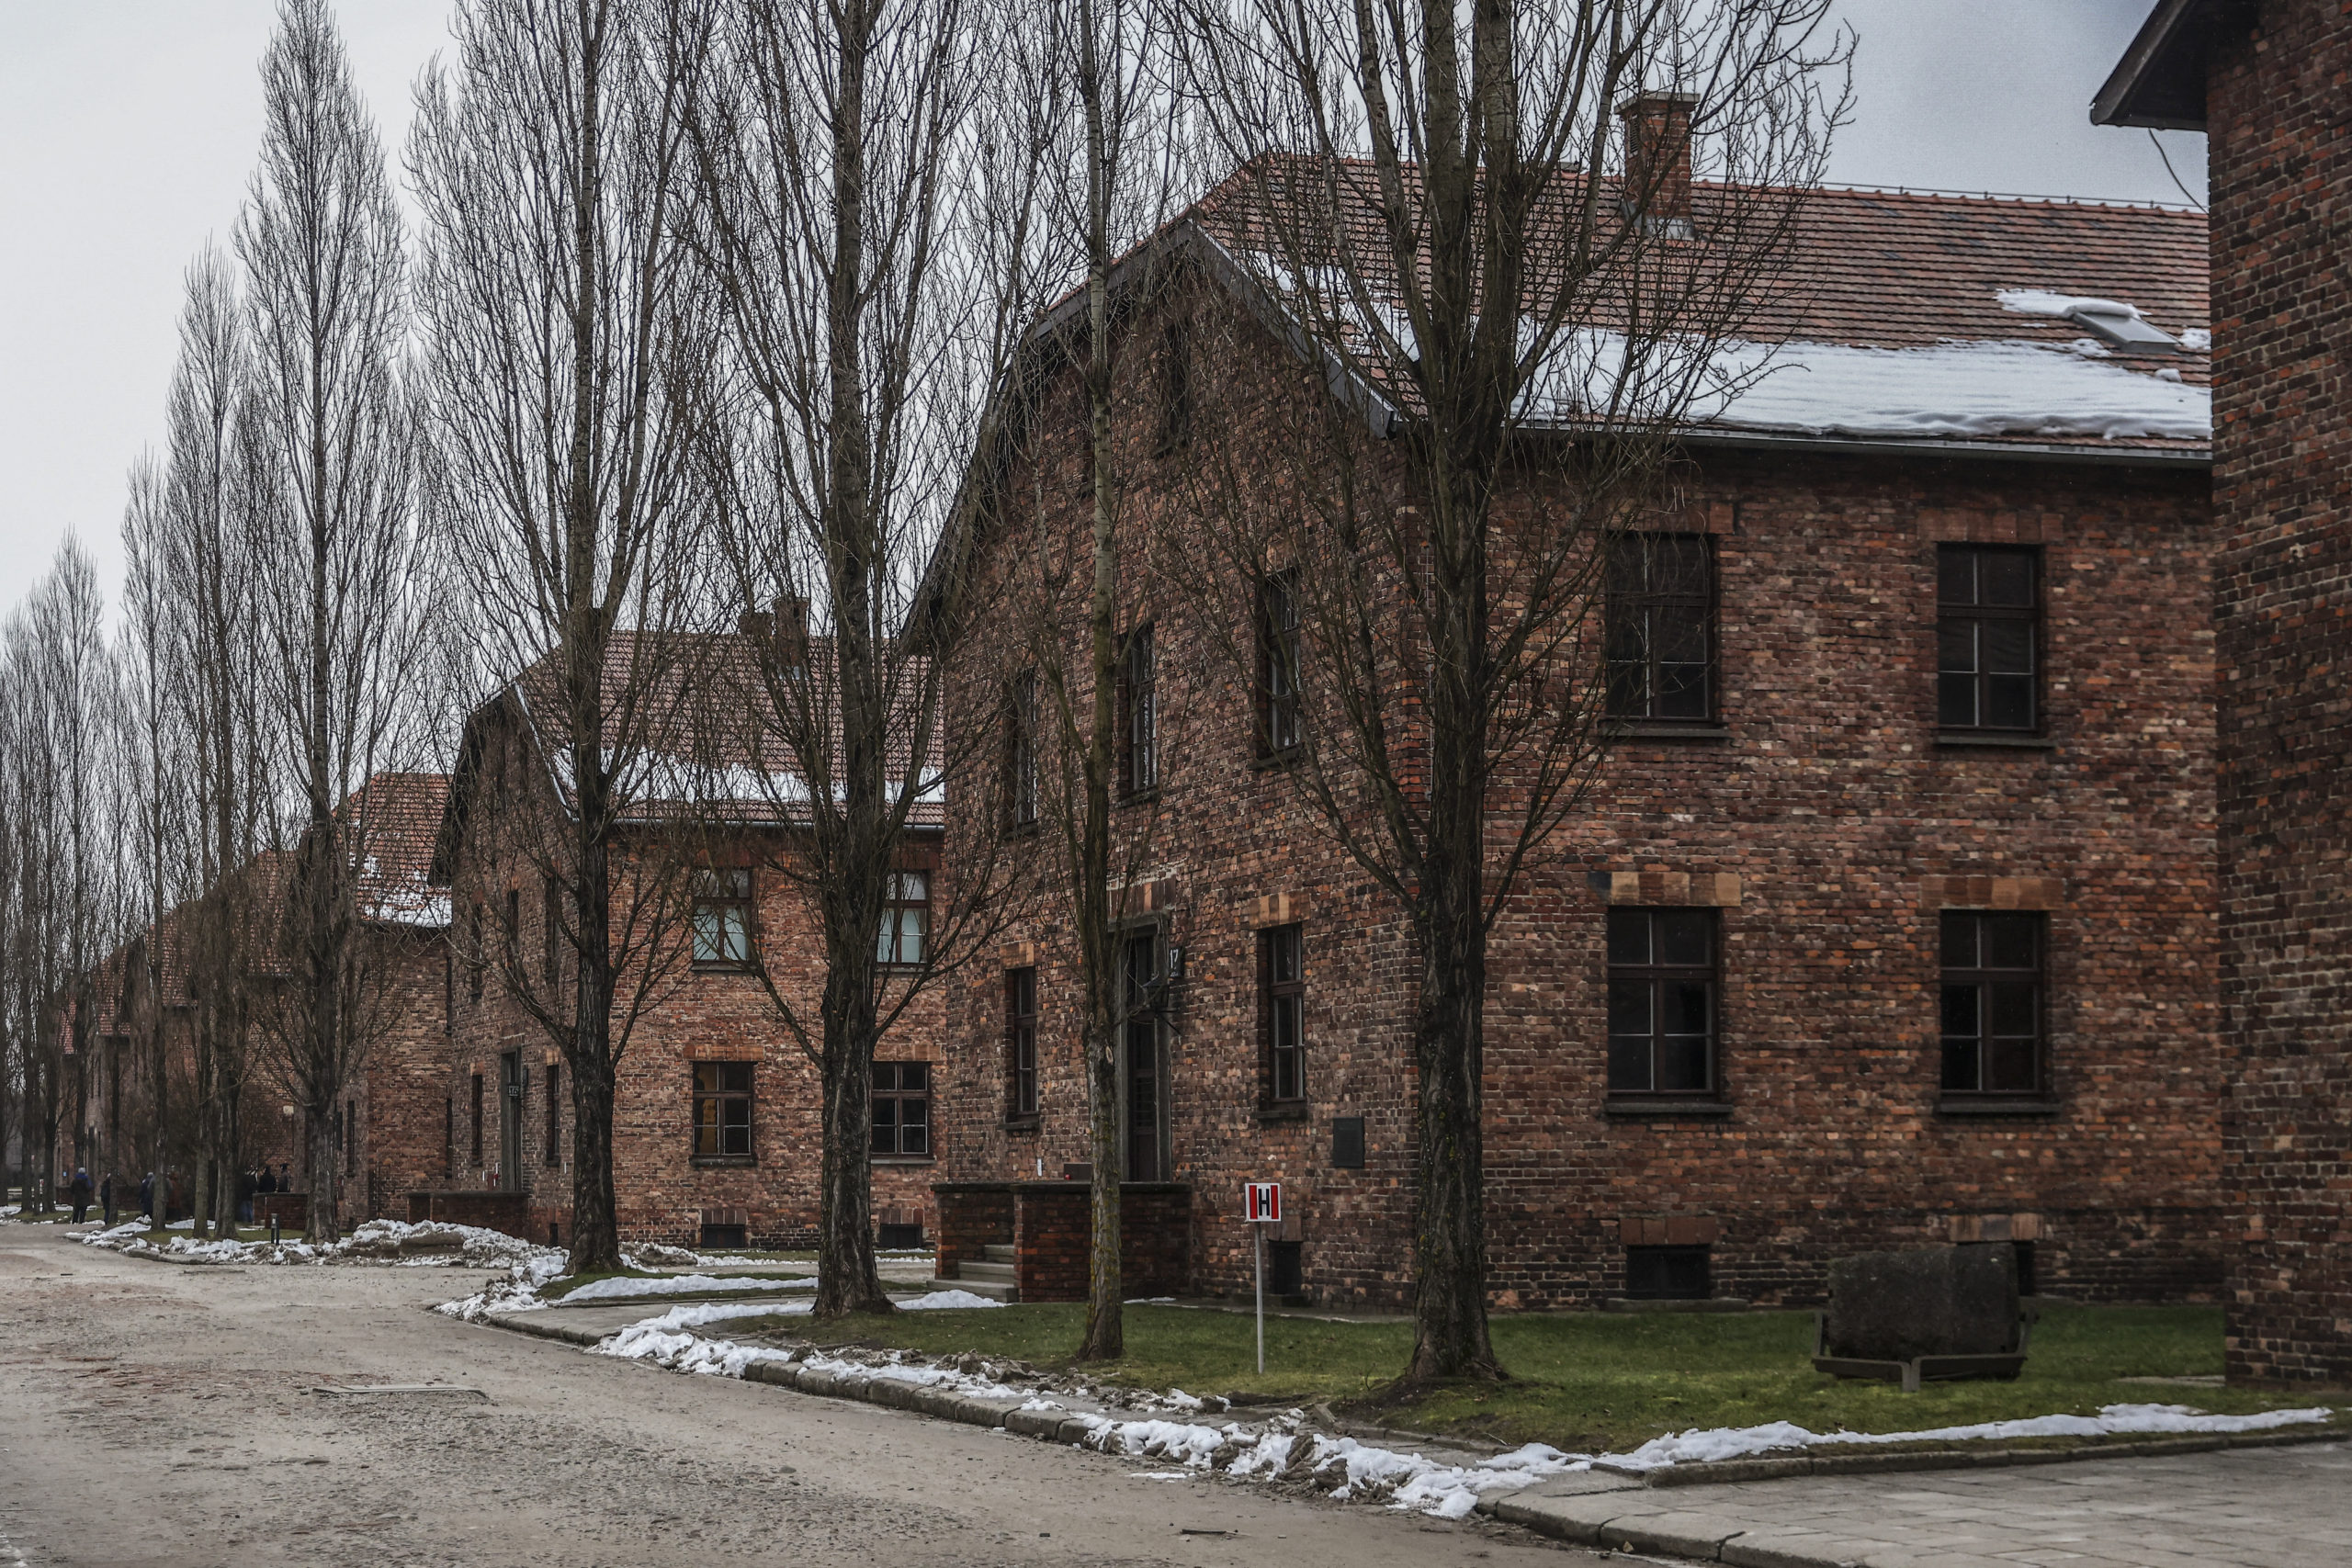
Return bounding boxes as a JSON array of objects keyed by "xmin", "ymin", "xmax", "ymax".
[{"xmin": 1178, "ymin": 156, "xmax": 2208, "ymax": 456}]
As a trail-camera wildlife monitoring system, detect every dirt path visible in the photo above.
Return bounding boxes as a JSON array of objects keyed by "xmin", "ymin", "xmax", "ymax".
[{"xmin": 0, "ymin": 1227, "xmax": 1588, "ymax": 1567}]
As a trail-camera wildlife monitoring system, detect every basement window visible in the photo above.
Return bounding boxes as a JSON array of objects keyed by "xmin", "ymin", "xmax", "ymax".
[
  {"xmin": 1625, "ymin": 1244, "xmax": 1712, "ymax": 1300},
  {"xmin": 876, "ymin": 1222, "xmax": 925, "ymax": 1249}
]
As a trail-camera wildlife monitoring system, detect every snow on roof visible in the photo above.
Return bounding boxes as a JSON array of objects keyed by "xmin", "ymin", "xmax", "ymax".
[{"xmin": 1700, "ymin": 336, "xmax": 2209, "ymax": 443}]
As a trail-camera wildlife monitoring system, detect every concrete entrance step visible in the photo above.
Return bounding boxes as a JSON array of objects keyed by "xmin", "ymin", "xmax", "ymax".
[
  {"xmin": 931, "ymin": 1272, "xmax": 1018, "ymax": 1303},
  {"xmin": 959, "ymin": 1259, "xmax": 1016, "ymax": 1284},
  {"xmin": 980, "ymin": 1243, "xmax": 1014, "ymax": 1264}
]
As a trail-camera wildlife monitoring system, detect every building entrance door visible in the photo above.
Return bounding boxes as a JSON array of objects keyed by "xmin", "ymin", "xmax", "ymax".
[
  {"xmin": 1120, "ymin": 931, "xmax": 1166, "ymax": 1181},
  {"xmin": 500, "ymin": 1051, "xmax": 524, "ymax": 1192}
]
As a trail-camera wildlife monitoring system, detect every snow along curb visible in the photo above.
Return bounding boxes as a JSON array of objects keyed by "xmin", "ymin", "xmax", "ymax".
[{"xmin": 473, "ymin": 1310, "xmax": 2343, "ymax": 1503}]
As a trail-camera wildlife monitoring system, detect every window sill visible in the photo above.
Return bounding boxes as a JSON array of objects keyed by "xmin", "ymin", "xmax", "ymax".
[
  {"xmin": 1118, "ymin": 787, "xmax": 1163, "ymax": 808},
  {"xmin": 690, "ymin": 1154, "xmax": 756, "ymax": 1168},
  {"xmin": 870, "ymin": 1156, "xmax": 937, "ymax": 1166},
  {"xmin": 1937, "ymin": 1098, "xmax": 2061, "ymax": 1117},
  {"xmin": 1250, "ymin": 749, "xmax": 1303, "ymax": 773},
  {"xmin": 691, "ymin": 962, "xmax": 756, "ymax": 975},
  {"xmin": 1607, "ymin": 720, "xmax": 1729, "ymax": 742},
  {"xmin": 1257, "ymin": 1103, "xmax": 1310, "ymax": 1125},
  {"xmin": 1603, "ymin": 1098, "xmax": 1734, "ymax": 1119},
  {"xmin": 1002, "ymin": 1115, "xmax": 1041, "ymax": 1134},
  {"xmin": 1936, "ymin": 732, "xmax": 2057, "ymax": 750}
]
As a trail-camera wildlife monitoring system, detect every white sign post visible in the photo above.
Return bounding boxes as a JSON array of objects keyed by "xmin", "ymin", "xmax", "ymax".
[{"xmin": 1244, "ymin": 1182, "xmax": 1282, "ymax": 1373}]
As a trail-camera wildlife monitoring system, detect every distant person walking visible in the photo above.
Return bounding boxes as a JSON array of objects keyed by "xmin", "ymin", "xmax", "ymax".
[
  {"xmin": 100, "ymin": 1172, "xmax": 115, "ymax": 1228},
  {"xmin": 68, "ymin": 1167, "xmax": 92, "ymax": 1224},
  {"xmin": 140, "ymin": 1171, "xmax": 154, "ymax": 1223}
]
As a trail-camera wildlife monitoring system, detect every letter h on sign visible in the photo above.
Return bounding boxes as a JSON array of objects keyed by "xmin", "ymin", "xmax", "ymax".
[{"xmin": 1245, "ymin": 1182, "xmax": 1282, "ymax": 1223}]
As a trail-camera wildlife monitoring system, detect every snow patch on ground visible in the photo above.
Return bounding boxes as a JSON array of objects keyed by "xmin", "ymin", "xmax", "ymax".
[
  {"xmin": 558, "ymin": 1272, "xmax": 819, "ymax": 1303},
  {"xmin": 85, "ymin": 1217, "xmax": 566, "ymax": 1278}
]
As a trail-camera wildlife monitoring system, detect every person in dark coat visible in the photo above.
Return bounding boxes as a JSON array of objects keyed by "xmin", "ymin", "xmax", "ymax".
[
  {"xmin": 100, "ymin": 1172, "xmax": 115, "ymax": 1228},
  {"xmin": 257, "ymin": 1165, "xmax": 277, "ymax": 1196},
  {"xmin": 235, "ymin": 1166, "xmax": 257, "ymax": 1225},
  {"xmin": 68, "ymin": 1168, "xmax": 93, "ymax": 1224}
]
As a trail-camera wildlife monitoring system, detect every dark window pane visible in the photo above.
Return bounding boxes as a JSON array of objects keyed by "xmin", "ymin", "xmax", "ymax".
[
  {"xmin": 721, "ymin": 1062, "xmax": 751, "ymax": 1093},
  {"xmin": 1942, "ymin": 1036, "xmax": 1981, "ymax": 1092},
  {"xmin": 1938, "ymin": 672, "xmax": 1978, "ymax": 728},
  {"xmin": 1941, "ymin": 982, "xmax": 1980, "ymax": 1039},
  {"xmin": 1983, "ymin": 619, "xmax": 2032, "ymax": 675},
  {"xmin": 1985, "ymin": 916, "xmax": 2038, "ymax": 971},
  {"xmin": 1605, "ymin": 611, "xmax": 1648, "ymax": 665},
  {"xmin": 899, "ymin": 1062, "xmax": 928, "ymax": 1092},
  {"xmin": 1939, "ymin": 621, "xmax": 1979, "ymax": 674},
  {"xmin": 1938, "ymin": 549, "xmax": 1975, "ymax": 605},
  {"xmin": 1987, "ymin": 1035, "xmax": 2039, "ymax": 1093},
  {"xmin": 1608, "ymin": 980, "xmax": 1652, "ymax": 1038},
  {"xmin": 1605, "ymin": 660, "xmax": 1647, "ymax": 716},
  {"xmin": 1656, "ymin": 663, "xmax": 1710, "ymax": 718},
  {"xmin": 1658, "ymin": 911, "xmax": 1712, "ymax": 968},
  {"xmin": 1606, "ymin": 911, "xmax": 1649, "ymax": 967},
  {"xmin": 1985, "ymin": 674, "xmax": 2034, "ymax": 728},
  {"xmin": 1663, "ymin": 981, "xmax": 1711, "ymax": 1036},
  {"xmin": 1989, "ymin": 981, "xmax": 2038, "ymax": 1036},
  {"xmin": 1657, "ymin": 536, "xmax": 1711, "ymax": 596},
  {"xmin": 1658, "ymin": 1032, "xmax": 1711, "ymax": 1093},
  {"xmin": 1981, "ymin": 552, "xmax": 2034, "ymax": 607},
  {"xmin": 1608, "ymin": 1032, "xmax": 1653, "ymax": 1093},
  {"xmin": 1655, "ymin": 604, "xmax": 1708, "ymax": 664},
  {"xmin": 1606, "ymin": 540, "xmax": 1645, "ymax": 596},
  {"xmin": 1940, "ymin": 911, "xmax": 1977, "ymax": 969}
]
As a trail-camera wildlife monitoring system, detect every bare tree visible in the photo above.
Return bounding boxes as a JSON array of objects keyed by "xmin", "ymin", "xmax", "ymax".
[
  {"xmin": 674, "ymin": 0, "xmax": 1046, "ymax": 1316},
  {"xmin": 976, "ymin": 0, "xmax": 1197, "ymax": 1362},
  {"xmin": 1170, "ymin": 0, "xmax": 1846, "ymax": 1382},
  {"xmin": 2, "ymin": 546, "xmax": 120, "ymax": 1218},
  {"xmin": 413, "ymin": 0, "xmax": 717, "ymax": 1273},
  {"xmin": 238, "ymin": 0, "xmax": 424, "ymax": 1244},
  {"xmin": 159, "ymin": 249, "xmax": 277, "ymax": 1239}
]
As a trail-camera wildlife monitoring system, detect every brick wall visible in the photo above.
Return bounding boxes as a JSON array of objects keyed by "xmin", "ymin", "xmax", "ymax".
[
  {"xmin": 2206, "ymin": 2, "xmax": 2352, "ymax": 1384},
  {"xmin": 935, "ymin": 270, "xmax": 2221, "ymax": 1312},
  {"xmin": 441, "ymin": 694, "xmax": 948, "ymax": 1251}
]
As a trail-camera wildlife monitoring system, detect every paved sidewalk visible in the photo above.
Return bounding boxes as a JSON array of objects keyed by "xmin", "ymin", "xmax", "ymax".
[{"xmin": 1487, "ymin": 1440, "xmax": 2352, "ymax": 1566}]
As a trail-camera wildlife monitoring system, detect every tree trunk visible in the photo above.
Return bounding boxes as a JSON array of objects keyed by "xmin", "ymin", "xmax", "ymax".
[
  {"xmin": 566, "ymin": 1039, "xmax": 619, "ymax": 1272},
  {"xmin": 816, "ymin": 986, "xmax": 890, "ymax": 1314},
  {"xmin": 1075, "ymin": 223, "xmax": 1124, "ymax": 1362},
  {"xmin": 307, "ymin": 1109, "xmax": 340, "ymax": 1245},
  {"xmin": 567, "ymin": 784, "xmax": 622, "ymax": 1273}
]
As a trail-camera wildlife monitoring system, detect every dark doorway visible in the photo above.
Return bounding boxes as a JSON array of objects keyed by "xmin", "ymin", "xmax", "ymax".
[
  {"xmin": 499, "ymin": 1051, "xmax": 524, "ymax": 1192},
  {"xmin": 1120, "ymin": 931, "xmax": 1165, "ymax": 1181}
]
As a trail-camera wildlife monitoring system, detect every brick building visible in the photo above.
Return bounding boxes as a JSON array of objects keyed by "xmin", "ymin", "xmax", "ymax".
[
  {"xmin": 2097, "ymin": 1, "xmax": 2352, "ymax": 1382},
  {"xmin": 429, "ymin": 637, "xmax": 944, "ymax": 1249},
  {"xmin": 929, "ymin": 155, "xmax": 2221, "ymax": 1308},
  {"xmin": 77, "ymin": 773, "xmax": 449, "ymax": 1228}
]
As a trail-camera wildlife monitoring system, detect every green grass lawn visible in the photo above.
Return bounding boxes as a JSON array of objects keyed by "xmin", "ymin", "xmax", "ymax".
[{"xmin": 729, "ymin": 1301, "xmax": 2342, "ymax": 1456}]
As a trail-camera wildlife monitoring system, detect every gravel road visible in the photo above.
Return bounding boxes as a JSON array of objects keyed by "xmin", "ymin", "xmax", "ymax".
[{"xmin": 0, "ymin": 1226, "xmax": 1592, "ymax": 1567}]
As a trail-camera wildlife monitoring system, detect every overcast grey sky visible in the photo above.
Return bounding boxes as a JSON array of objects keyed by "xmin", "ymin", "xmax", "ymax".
[{"xmin": 0, "ymin": 0, "xmax": 2197, "ymax": 621}]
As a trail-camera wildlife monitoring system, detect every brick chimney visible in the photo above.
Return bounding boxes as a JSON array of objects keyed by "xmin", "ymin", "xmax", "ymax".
[{"xmin": 1618, "ymin": 90, "xmax": 1700, "ymax": 227}]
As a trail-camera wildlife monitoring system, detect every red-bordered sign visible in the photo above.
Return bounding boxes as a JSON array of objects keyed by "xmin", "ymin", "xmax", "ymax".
[{"xmin": 1244, "ymin": 1182, "xmax": 1282, "ymax": 1223}]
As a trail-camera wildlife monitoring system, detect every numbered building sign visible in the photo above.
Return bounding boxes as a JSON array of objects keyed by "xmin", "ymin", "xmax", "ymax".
[{"xmin": 1244, "ymin": 1182, "xmax": 1282, "ymax": 1223}]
